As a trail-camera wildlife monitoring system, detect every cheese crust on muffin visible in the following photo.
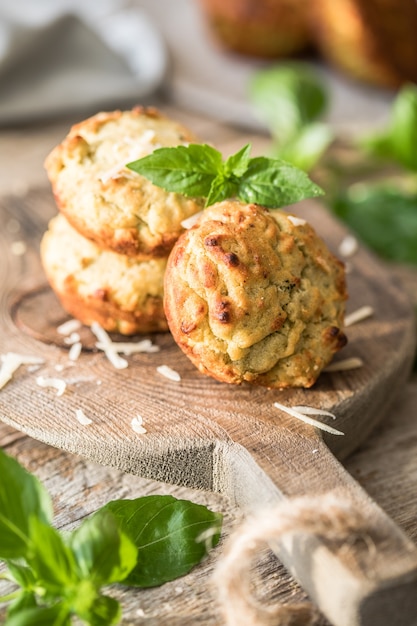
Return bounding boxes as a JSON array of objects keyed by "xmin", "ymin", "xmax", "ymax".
[
  {"xmin": 164, "ymin": 201, "xmax": 347, "ymax": 388},
  {"xmin": 44, "ymin": 107, "xmax": 204, "ymax": 259},
  {"xmin": 41, "ymin": 214, "xmax": 168, "ymax": 335}
]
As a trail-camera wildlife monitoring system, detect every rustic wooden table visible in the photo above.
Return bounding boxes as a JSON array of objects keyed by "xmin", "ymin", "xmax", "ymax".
[{"xmin": 1, "ymin": 104, "xmax": 417, "ymax": 625}]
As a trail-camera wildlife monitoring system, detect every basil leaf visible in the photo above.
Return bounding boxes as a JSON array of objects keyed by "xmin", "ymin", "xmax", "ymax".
[
  {"xmin": 361, "ymin": 84, "xmax": 417, "ymax": 171},
  {"xmin": 249, "ymin": 63, "xmax": 329, "ymax": 145},
  {"xmin": 4, "ymin": 604, "xmax": 71, "ymax": 626},
  {"xmin": 127, "ymin": 144, "xmax": 222, "ymax": 197},
  {"xmin": 69, "ymin": 510, "xmax": 137, "ymax": 586},
  {"xmin": 206, "ymin": 175, "xmax": 238, "ymax": 206},
  {"xmin": 76, "ymin": 593, "xmax": 121, "ymax": 626},
  {"xmin": 26, "ymin": 518, "xmax": 77, "ymax": 592},
  {"xmin": 6, "ymin": 562, "xmax": 36, "ymax": 590},
  {"xmin": 0, "ymin": 450, "xmax": 53, "ymax": 560},
  {"xmin": 100, "ymin": 495, "xmax": 222, "ymax": 588},
  {"xmin": 238, "ymin": 156, "xmax": 324, "ymax": 207},
  {"xmin": 277, "ymin": 122, "xmax": 333, "ymax": 172},
  {"xmin": 224, "ymin": 143, "xmax": 251, "ymax": 177},
  {"xmin": 330, "ymin": 184, "xmax": 417, "ymax": 264},
  {"xmin": 5, "ymin": 592, "xmax": 37, "ymax": 621},
  {"xmin": 389, "ymin": 84, "xmax": 417, "ymax": 171}
]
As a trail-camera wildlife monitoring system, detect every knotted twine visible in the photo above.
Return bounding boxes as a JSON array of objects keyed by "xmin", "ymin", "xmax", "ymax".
[{"xmin": 213, "ymin": 493, "xmax": 374, "ymax": 626}]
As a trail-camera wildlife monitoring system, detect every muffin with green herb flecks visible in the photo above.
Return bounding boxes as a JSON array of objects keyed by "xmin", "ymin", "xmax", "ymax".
[
  {"xmin": 44, "ymin": 107, "xmax": 204, "ymax": 260},
  {"xmin": 41, "ymin": 214, "xmax": 168, "ymax": 335},
  {"xmin": 164, "ymin": 200, "xmax": 347, "ymax": 388}
]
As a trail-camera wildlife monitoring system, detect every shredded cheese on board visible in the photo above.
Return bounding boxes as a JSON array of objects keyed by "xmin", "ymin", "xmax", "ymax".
[
  {"xmin": 345, "ymin": 306, "xmax": 374, "ymax": 327},
  {"xmin": 68, "ymin": 342, "xmax": 82, "ymax": 361},
  {"xmin": 291, "ymin": 405, "xmax": 337, "ymax": 420},
  {"xmin": 36, "ymin": 375, "xmax": 66, "ymax": 397},
  {"xmin": 338, "ymin": 234, "xmax": 359, "ymax": 258},
  {"xmin": 273, "ymin": 401, "xmax": 344, "ymax": 435},
  {"xmin": 0, "ymin": 353, "xmax": 45, "ymax": 391},
  {"xmin": 94, "ymin": 339, "xmax": 159, "ymax": 355},
  {"xmin": 131, "ymin": 415, "xmax": 147, "ymax": 434},
  {"xmin": 156, "ymin": 365, "xmax": 181, "ymax": 382},
  {"xmin": 75, "ymin": 408, "xmax": 93, "ymax": 425},
  {"xmin": 90, "ymin": 322, "xmax": 128, "ymax": 369},
  {"xmin": 57, "ymin": 319, "xmax": 81, "ymax": 335},
  {"xmin": 324, "ymin": 357, "xmax": 364, "ymax": 372}
]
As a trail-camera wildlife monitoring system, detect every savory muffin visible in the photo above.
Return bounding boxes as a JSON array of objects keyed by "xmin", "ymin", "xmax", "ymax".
[
  {"xmin": 41, "ymin": 214, "xmax": 168, "ymax": 335},
  {"xmin": 164, "ymin": 201, "xmax": 347, "ymax": 388},
  {"xmin": 44, "ymin": 107, "xmax": 204, "ymax": 259},
  {"xmin": 311, "ymin": 0, "xmax": 417, "ymax": 88},
  {"xmin": 198, "ymin": 0, "xmax": 312, "ymax": 58}
]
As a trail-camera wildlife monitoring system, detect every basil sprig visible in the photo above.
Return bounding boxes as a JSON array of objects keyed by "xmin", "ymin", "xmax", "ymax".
[
  {"xmin": 248, "ymin": 63, "xmax": 333, "ymax": 172},
  {"xmin": 361, "ymin": 83, "xmax": 417, "ymax": 172},
  {"xmin": 0, "ymin": 449, "xmax": 222, "ymax": 625},
  {"xmin": 127, "ymin": 142, "xmax": 324, "ymax": 207}
]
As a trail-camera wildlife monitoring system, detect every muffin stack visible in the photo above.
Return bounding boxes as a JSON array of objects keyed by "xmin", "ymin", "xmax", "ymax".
[{"xmin": 41, "ymin": 107, "xmax": 204, "ymax": 335}]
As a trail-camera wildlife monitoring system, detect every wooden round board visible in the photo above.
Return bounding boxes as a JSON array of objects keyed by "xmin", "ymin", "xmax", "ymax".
[{"xmin": 1, "ymin": 187, "xmax": 417, "ymax": 626}]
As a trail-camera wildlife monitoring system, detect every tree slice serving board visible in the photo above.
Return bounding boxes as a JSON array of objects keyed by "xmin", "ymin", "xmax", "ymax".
[{"xmin": 1, "ymin": 188, "xmax": 417, "ymax": 626}]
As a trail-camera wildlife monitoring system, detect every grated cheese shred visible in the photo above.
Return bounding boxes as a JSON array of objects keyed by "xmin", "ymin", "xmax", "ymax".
[
  {"xmin": 57, "ymin": 319, "xmax": 82, "ymax": 335},
  {"xmin": 287, "ymin": 215, "xmax": 306, "ymax": 226},
  {"xmin": 291, "ymin": 405, "xmax": 337, "ymax": 420},
  {"xmin": 68, "ymin": 342, "xmax": 82, "ymax": 361},
  {"xmin": 90, "ymin": 322, "xmax": 128, "ymax": 369},
  {"xmin": 344, "ymin": 306, "xmax": 374, "ymax": 327},
  {"xmin": 131, "ymin": 415, "xmax": 147, "ymax": 434},
  {"xmin": 156, "ymin": 364, "xmax": 181, "ymax": 382},
  {"xmin": 181, "ymin": 210, "xmax": 204, "ymax": 230},
  {"xmin": 75, "ymin": 408, "xmax": 93, "ymax": 426},
  {"xmin": 338, "ymin": 234, "xmax": 359, "ymax": 258},
  {"xmin": 273, "ymin": 401, "xmax": 344, "ymax": 435},
  {"xmin": 0, "ymin": 353, "xmax": 45, "ymax": 391},
  {"xmin": 94, "ymin": 339, "xmax": 159, "ymax": 355},
  {"xmin": 36, "ymin": 375, "xmax": 66, "ymax": 397},
  {"xmin": 324, "ymin": 357, "xmax": 364, "ymax": 372}
]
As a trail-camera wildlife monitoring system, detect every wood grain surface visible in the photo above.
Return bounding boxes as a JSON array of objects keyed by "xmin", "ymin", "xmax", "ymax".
[
  {"xmin": 1, "ymin": 107, "xmax": 417, "ymax": 626},
  {"xmin": 1, "ymin": 182, "xmax": 417, "ymax": 625}
]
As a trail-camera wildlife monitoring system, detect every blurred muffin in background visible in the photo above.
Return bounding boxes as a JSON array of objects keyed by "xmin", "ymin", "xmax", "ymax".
[
  {"xmin": 198, "ymin": 0, "xmax": 312, "ymax": 58},
  {"xmin": 311, "ymin": 0, "xmax": 417, "ymax": 88}
]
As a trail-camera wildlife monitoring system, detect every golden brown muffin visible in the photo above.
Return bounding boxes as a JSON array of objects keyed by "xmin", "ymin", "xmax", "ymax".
[
  {"xmin": 164, "ymin": 201, "xmax": 347, "ymax": 388},
  {"xmin": 41, "ymin": 214, "xmax": 168, "ymax": 335},
  {"xmin": 44, "ymin": 107, "xmax": 204, "ymax": 259},
  {"xmin": 198, "ymin": 0, "xmax": 312, "ymax": 58},
  {"xmin": 311, "ymin": 0, "xmax": 417, "ymax": 88}
]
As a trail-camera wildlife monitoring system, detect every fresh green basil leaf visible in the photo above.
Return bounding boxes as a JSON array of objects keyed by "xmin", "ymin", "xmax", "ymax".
[
  {"xmin": 249, "ymin": 63, "xmax": 329, "ymax": 145},
  {"xmin": 5, "ymin": 592, "xmax": 37, "ymax": 621},
  {"xmin": 224, "ymin": 143, "xmax": 251, "ymax": 177},
  {"xmin": 69, "ymin": 510, "xmax": 137, "ymax": 586},
  {"xmin": 276, "ymin": 122, "xmax": 333, "ymax": 172},
  {"xmin": 76, "ymin": 593, "xmax": 121, "ymax": 626},
  {"xmin": 26, "ymin": 518, "xmax": 77, "ymax": 592},
  {"xmin": 0, "ymin": 450, "xmax": 53, "ymax": 560},
  {"xmin": 330, "ymin": 184, "xmax": 417, "ymax": 264},
  {"xmin": 206, "ymin": 175, "xmax": 238, "ymax": 206},
  {"xmin": 127, "ymin": 144, "xmax": 222, "ymax": 197},
  {"xmin": 360, "ymin": 84, "xmax": 417, "ymax": 171},
  {"xmin": 4, "ymin": 604, "xmax": 71, "ymax": 626},
  {"xmin": 389, "ymin": 84, "xmax": 417, "ymax": 171},
  {"xmin": 6, "ymin": 562, "xmax": 36, "ymax": 590},
  {"xmin": 238, "ymin": 156, "xmax": 324, "ymax": 207},
  {"xmin": 100, "ymin": 495, "xmax": 222, "ymax": 588}
]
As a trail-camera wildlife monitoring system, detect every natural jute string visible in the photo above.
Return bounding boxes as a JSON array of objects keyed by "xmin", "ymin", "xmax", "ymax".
[{"xmin": 214, "ymin": 493, "xmax": 371, "ymax": 626}]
